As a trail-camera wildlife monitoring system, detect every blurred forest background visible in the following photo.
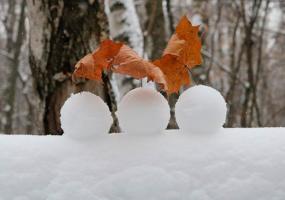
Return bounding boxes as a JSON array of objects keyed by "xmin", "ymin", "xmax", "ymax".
[{"xmin": 0, "ymin": 0, "xmax": 284, "ymax": 135}]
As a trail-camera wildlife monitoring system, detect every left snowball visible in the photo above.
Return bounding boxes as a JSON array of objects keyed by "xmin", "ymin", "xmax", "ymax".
[{"xmin": 60, "ymin": 92, "xmax": 113, "ymax": 138}]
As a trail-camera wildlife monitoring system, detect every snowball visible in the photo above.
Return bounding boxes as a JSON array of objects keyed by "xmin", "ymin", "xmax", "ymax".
[
  {"xmin": 175, "ymin": 85, "xmax": 227, "ymax": 133},
  {"xmin": 117, "ymin": 87, "xmax": 170, "ymax": 134},
  {"xmin": 60, "ymin": 92, "xmax": 113, "ymax": 138}
]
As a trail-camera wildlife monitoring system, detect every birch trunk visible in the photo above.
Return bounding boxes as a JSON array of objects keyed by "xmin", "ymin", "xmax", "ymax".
[{"xmin": 105, "ymin": 0, "xmax": 144, "ymax": 98}]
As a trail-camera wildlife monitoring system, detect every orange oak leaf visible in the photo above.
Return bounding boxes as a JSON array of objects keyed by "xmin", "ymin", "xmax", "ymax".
[
  {"xmin": 112, "ymin": 45, "xmax": 167, "ymax": 91},
  {"xmin": 153, "ymin": 54, "xmax": 190, "ymax": 94},
  {"xmin": 73, "ymin": 39, "xmax": 123, "ymax": 80},
  {"xmin": 164, "ymin": 15, "xmax": 202, "ymax": 68}
]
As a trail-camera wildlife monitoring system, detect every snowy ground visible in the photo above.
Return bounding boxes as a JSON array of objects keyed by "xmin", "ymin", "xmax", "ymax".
[{"xmin": 0, "ymin": 128, "xmax": 285, "ymax": 200}]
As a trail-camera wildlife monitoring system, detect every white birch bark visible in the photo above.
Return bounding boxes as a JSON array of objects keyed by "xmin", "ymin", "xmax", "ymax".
[{"xmin": 105, "ymin": 0, "xmax": 144, "ymax": 98}]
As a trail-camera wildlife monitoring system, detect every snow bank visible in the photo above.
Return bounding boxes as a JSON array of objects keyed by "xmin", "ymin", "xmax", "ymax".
[{"xmin": 0, "ymin": 128, "xmax": 285, "ymax": 200}]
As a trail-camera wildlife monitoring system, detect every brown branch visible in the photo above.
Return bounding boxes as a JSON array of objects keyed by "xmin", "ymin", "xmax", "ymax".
[
  {"xmin": 264, "ymin": 106, "xmax": 285, "ymax": 126},
  {"xmin": 240, "ymin": 0, "xmax": 262, "ymax": 127},
  {"xmin": 251, "ymin": 0, "xmax": 270, "ymax": 126},
  {"xmin": 202, "ymin": 49, "xmax": 247, "ymax": 88},
  {"xmin": 206, "ymin": 0, "xmax": 222, "ymax": 83},
  {"xmin": 225, "ymin": 13, "xmax": 242, "ymax": 127},
  {"xmin": 145, "ymin": 1, "xmax": 158, "ymax": 37},
  {"xmin": 165, "ymin": 0, "xmax": 174, "ymax": 34},
  {"xmin": 0, "ymin": 49, "xmax": 14, "ymax": 60}
]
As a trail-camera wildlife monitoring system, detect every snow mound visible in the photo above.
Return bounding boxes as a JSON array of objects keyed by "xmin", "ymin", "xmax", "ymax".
[
  {"xmin": 60, "ymin": 92, "xmax": 112, "ymax": 138},
  {"xmin": 0, "ymin": 128, "xmax": 285, "ymax": 200},
  {"xmin": 117, "ymin": 87, "xmax": 170, "ymax": 134},
  {"xmin": 176, "ymin": 85, "xmax": 227, "ymax": 133}
]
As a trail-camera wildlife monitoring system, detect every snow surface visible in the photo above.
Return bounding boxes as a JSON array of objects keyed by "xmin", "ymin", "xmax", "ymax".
[
  {"xmin": 176, "ymin": 85, "xmax": 227, "ymax": 133},
  {"xmin": 60, "ymin": 92, "xmax": 112, "ymax": 138},
  {"xmin": 0, "ymin": 128, "xmax": 285, "ymax": 200},
  {"xmin": 117, "ymin": 88, "xmax": 170, "ymax": 134}
]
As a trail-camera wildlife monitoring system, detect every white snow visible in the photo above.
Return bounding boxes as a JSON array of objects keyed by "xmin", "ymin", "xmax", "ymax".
[
  {"xmin": 176, "ymin": 85, "xmax": 227, "ymax": 133},
  {"xmin": 117, "ymin": 87, "xmax": 170, "ymax": 134},
  {"xmin": 60, "ymin": 92, "xmax": 112, "ymax": 138},
  {"xmin": 0, "ymin": 128, "xmax": 285, "ymax": 200}
]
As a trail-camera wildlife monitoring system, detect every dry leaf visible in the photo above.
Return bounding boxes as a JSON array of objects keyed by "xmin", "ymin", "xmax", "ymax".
[
  {"xmin": 113, "ymin": 45, "xmax": 167, "ymax": 90},
  {"xmin": 164, "ymin": 15, "xmax": 202, "ymax": 68},
  {"xmin": 73, "ymin": 54, "xmax": 101, "ymax": 80},
  {"xmin": 73, "ymin": 40, "xmax": 123, "ymax": 80},
  {"xmin": 92, "ymin": 39, "xmax": 123, "ymax": 70},
  {"xmin": 153, "ymin": 54, "xmax": 190, "ymax": 94},
  {"xmin": 155, "ymin": 15, "xmax": 202, "ymax": 93},
  {"xmin": 73, "ymin": 40, "xmax": 167, "ymax": 90},
  {"xmin": 163, "ymin": 34, "xmax": 185, "ymax": 57},
  {"xmin": 73, "ymin": 17, "xmax": 202, "ymax": 94}
]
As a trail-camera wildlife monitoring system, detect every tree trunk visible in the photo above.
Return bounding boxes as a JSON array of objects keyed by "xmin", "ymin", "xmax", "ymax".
[
  {"xmin": 106, "ymin": 0, "xmax": 143, "ymax": 56},
  {"xmin": 105, "ymin": 0, "xmax": 144, "ymax": 98},
  {"xmin": 144, "ymin": 0, "xmax": 167, "ymax": 60},
  {"xmin": 3, "ymin": 0, "xmax": 26, "ymax": 134},
  {"xmin": 26, "ymin": 0, "xmax": 117, "ymax": 134}
]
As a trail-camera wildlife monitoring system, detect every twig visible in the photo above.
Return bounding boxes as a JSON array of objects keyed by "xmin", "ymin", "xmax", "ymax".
[
  {"xmin": 201, "ymin": 49, "xmax": 247, "ymax": 88},
  {"xmin": 0, "ymin": 49, "xmax": 14, "ymax": 60}
]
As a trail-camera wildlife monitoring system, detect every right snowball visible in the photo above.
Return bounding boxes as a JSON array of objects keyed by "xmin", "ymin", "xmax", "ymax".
[{"xmin": 175, "ymin": 85, "xmax": 227, "ymax": 133}]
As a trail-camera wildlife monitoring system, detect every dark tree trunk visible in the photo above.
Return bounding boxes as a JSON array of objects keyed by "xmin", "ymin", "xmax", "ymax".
[
  {"xmin": 27, "ymin": 0, "xmax": 118, "ymax": 134},
  {"xmin": 144, "ymin": 0, "xmax": 167, "ymax": 60}
]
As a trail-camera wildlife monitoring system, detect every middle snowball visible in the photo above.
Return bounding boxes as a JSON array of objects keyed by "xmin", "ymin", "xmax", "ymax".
[{"xmin": 117, "ymin": 88, "xmax": 170, "ymax": 134}]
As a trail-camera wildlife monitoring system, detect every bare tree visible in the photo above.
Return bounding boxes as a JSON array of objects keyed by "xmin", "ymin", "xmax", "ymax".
[{"xmin": 2, "ymin": 0, "xmax": 26, "ymax": 134}]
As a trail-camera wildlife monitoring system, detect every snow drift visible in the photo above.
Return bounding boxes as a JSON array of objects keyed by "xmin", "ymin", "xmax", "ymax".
[{"xmin": 0, "ymin": 128, "xmax": 285, "ymax": 200}]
